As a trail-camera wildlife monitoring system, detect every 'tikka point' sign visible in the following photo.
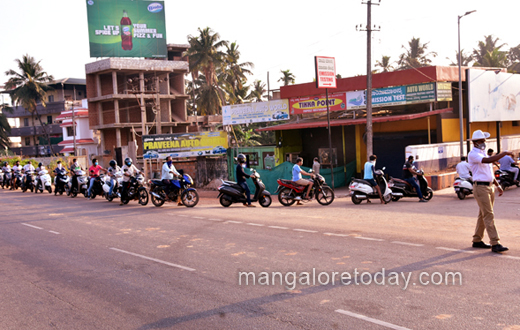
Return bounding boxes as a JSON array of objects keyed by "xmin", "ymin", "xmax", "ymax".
[{"xmin": 315, "ymin": 56, "xmax": 336, "ymax": 89}]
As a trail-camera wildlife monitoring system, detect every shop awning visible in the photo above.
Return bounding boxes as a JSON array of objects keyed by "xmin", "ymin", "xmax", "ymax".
[
  {"xmin": 58, "ymin": 139, "xmax": 96, "ymax": 146},
  {"xmin": 60, "ymin": 146, "xmax": 75, "ymax": 153},
  {"xmin": 256, "ymin": 108, "xmax": 453, "ymax": 132}
]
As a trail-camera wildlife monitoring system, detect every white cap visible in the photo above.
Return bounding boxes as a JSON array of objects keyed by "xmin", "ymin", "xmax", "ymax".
[{"xmin": 469, "ymin": 130, "xmax": 490, "ymax": 141}]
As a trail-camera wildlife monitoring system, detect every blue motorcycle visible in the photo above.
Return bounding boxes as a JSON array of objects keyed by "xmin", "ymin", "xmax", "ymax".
[{"xmin": 150, "ymin": 173, "xmax": 199, "ymax": 207}]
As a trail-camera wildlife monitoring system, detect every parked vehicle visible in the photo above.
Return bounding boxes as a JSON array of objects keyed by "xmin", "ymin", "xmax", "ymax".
[
  {"xmin": 388, "ymin": 169, "xmax": 433, "ymax": 202},
  {"xmin": 102, "ymin": 171, "xmax": 123, "ymax": 202},
  {"xmin": 0, "ymin": 168, "xmax": 3, "ymax": 188},
  {"xmin": 276, "ymin": 170, "xmax": 334, "ymax": 206},
  {"xmin": 453, "ymin": 177, "xmax": 473, "ymax": 200},
  {"xmin": 35, "ymin": 169, "xmax": 52, "ymax": 194},
  {"xmin": 143, "ymin": 150, "xmax": 160, "ymax": 159},
  {"xmin": 150, "ymin": 172, "xmax": 199, "ymax": 207},
  {"xmin": 349, "ymin": 168, "xmax": 392, "ymax": 204},
  {"xmin": 120, "ymin": 174, "xmax": 149, "ymax": 205},
  {"xmin": 22, "ymin": 171, "xmax": 35, "ymax": 193},
  {"xmin": 212, "ymin": 146, "xmax": 227, "ymax": 154},
  {"xmin": 54, "ymin": 168, "xmax": 69, "ymax": 195},
  {"xmin": 495, "ymin": 166, "xmax": 520, "ymax": 191},
  {"xmin": 217, "ymin": 169, "xmax": 272, "ymax": 207}
]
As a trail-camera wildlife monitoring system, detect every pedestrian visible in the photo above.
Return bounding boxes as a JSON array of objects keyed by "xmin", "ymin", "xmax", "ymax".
[
  {"xmin": 468, "ymin": 130, "xmax": 513, "ymax": 253},
  {"xmin": 312, "ymin": 157, "xmax": 320, "ymax": 175}
]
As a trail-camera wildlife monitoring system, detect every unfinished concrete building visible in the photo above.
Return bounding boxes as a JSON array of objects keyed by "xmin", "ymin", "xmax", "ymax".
[{"xmin": 85, "ymin": 44, "xmax": 190, "ymax": 163}]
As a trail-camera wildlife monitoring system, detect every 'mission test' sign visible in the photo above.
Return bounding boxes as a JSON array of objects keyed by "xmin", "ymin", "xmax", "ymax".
[{"xmin": 315, "ymin": 56, "xmax": 336, "ymax": 89}]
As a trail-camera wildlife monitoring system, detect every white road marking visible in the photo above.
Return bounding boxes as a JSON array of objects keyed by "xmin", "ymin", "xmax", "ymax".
[
  {"xmin": 391, "ymin": 241, "xmax": 424, "ymax": 247},
  {"xmin": 268, "ymin": 226, "xmax": 289, "ymax": 230},
  {"xmin": 208, "ymin": 218, "xmax": 223, "ymax": 221},
  {"xmin": 335, "ymin": 309, "xmax": 411, "ymax": 330},
  {"xmin": 192, "ymin": 216, "xmax": 205, "ymax": 219},
  {"xmin": 225, "ymin": 221, "xmax": 242, "ymax": 224},
  {"xmin": 110, "ymin": 248, "xmax": 195, "ymax": 272},
  {"xmin": 324, "ymin": 233, "xmax": 349, "ymax": 237},
  {"xmin": 49, "ymin": 231, "xmax": 60, "ymax": 235},
  {"xmin": 246, "ymin": 223, "xmax": 264, "ymax": 227},
  {"xmin": 355, "ymin": 237, "xmax": 384, "ymax": 242},
  {"xmin": 496, "ymin": 255, "xmax": 520, "ymax": 260},
  {"xmin": 436, "ymin": 247, "xmax": 474, "ymax": 254},
  {"xmin": 178, "ymin": 214, "xmax": 189, "ymax": 217},
  {"xmin": 293, "ymin": 229, "xmax": 318, "ymax": 233},
  {"xmin": 21, "ymin": 223, "xmax": 43, "ymax": 230}
]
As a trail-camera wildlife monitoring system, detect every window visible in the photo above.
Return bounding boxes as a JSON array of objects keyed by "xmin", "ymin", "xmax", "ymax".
[
  {"xmin": 48, "ymin": 95, "xmax": 54, "ymax": 103},
  {"xmin": 47, "ymin": 116, "xmax": 53, "ymax": 124},
  {"xmin": 25, "ymin": 137, "xmax": 30, "ymax": 146},
  {"xmin": 24, "ymin": 118, "xmax": 29, "ymax": 127},
  {"xmin": 67, "ymin": 127, "xmax": 74, "ymax": 137}
]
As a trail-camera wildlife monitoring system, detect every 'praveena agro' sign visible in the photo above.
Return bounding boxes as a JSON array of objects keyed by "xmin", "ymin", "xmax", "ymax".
[{"xmin": 142, "ymin": 132, "xmax": 228, "ymax": 159}]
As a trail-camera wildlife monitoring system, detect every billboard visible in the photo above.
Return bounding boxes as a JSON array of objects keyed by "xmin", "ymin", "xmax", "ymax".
[
  {"xmin": 86, "ymin": 0, "xmax": 167, "ymax": 58},
  {"xmin": 142, "ymin": 132, "xmax": 228, "ymax": 159},
  {"xmin": 222, "ymin": 100, "xmax": 290, "ymax": 125},
  {"xmin": 289, "ymin": 92, "xmax": 347, "ymax": 114},
  {"xmin": 468, "ymin": 69, "xmax": 520, "ymax": 122}
]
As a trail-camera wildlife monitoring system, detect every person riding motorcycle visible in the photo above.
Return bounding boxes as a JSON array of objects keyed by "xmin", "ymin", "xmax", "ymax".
[
  {"xmin": 34, "ymin": 162, "xmax": 44, "ymax": 188},
  {"xmin": 70, "ymin": 158, "xmax": 82, "ymax": 193},
  {"xmin": 2, "ymin": 161, "xmax": 10, "ymax": 188},
  {"xmin": 53, "ymin": 160, "xmax": 68, "ymax": 195},
  {"xmin": 87, "ymin": 158, "xmax": 106, "ymax": 199},
  {"xmin": 11, "ymin": 160, "xmax": 21, "ymax": 189},
  {"xmin": 107, "ymin": 159, "xmax": 121, "ymax": 198},
  {"xmin": 161, "ymin": 156, "xmax": 183, "ymax": 206},
  {"xmin": 120, "ymin": 157, "xmax": 142, "ymax": 205},
  {"xmin": 22, "ymin": 161, "xmax": 35, "ymax": 190},
  {"xmin": 402, "ymin": 155, "xmax": 427, "ymax": 203},
  {"xmin": 235, "ymin": 154, "xmax": 256, "ymax": 207}
]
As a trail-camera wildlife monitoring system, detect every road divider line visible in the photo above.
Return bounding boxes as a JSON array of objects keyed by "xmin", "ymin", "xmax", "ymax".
[
  {"xmin": 226, "ymin": 221, "xmax": 242, "ymax": 224},
  {"xmin": 268, "ymin": 226, "xmax": 289, "ymax": 230},
  {"xmin": 324, "ymin": 233, "xmax": 349, "ymax": 237},
  {"xmin": 49, "ymin": 231, "xmax": 60, "ymax": 235},
  {"xmin": 109, "ymin": 248, "xmax": 195, "ymax": 272},
  {"xmin": 335, "ymin": 309, "xmax": 411, "ymax": 330},
  {"xmin": 496, "ymin": 255, "xmax": 520, "ymax": 260},
  {"xmin": 293, "ymin": 229, "xmax": 318, "ymax": 233},
  {"xmin": 246, "ymin": 223, "xmax": 264, "ymax": 227},
  {"xmin": 21, "ymin": 223, "xmax": 43, "ymax": 230},
  {"xmin": 355, "ymin": 237, "xmax": 384, "ymax": 242},
  {"xmin": 192, "ymin": 216, "xmax": 205, "ymax": 219},
  {"xmin": 391, "ymin": 241, "xmax": 424, "ymax": 247},
  {"xmin": 178, "ymin": 215, "xmax": 189, "ymax": 217},
  {"xmin": 436, "ymin": 247, "xmax": 475, "ymax": 254},
  {"xmin": 208, "ymin": 218, "xmax": 223, "ymax": 221}
]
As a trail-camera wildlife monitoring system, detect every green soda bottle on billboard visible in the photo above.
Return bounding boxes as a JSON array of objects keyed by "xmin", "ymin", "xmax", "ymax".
[{"xmin": 120, "ymin": 10, "xmax": 132, "ymax": 50}]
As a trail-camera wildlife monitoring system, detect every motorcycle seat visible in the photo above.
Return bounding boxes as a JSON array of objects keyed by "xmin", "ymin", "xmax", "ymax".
[
  {"xmin": 352, "ymin": 178, "xmax": 373, "ymax": 186},
  {"xmin": 391, "ymin": 177, "xmax": 412, "ymax": 188}
]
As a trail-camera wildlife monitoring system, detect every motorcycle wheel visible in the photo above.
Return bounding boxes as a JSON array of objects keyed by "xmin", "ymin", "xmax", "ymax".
[
  {"xmin": 59, "ymin": 191, "xmax": 63, "ymax": 195},
  {"xmin": 259, "ymin": 195, "xmax": 272, "ymax": 207},
  {"xmin": 70, "ymin": 189, "xmax": 77, "ymax": 198},
  {"xmin": 351, "ymin": 194, "xmax": 363, "ymax": 205},
  {"xmin": 151, "ymin": 189, "xmax": 166, "ymax": 207},
  {"xmin": 106, "ymin": 193, "xmax": 114, "ymax": 202},
  {"xmin": 423, "ymin": 188, "xmax": 433, "ymax": 201},
  {"xmin": 46, "ymin": 187, "xmax": 52, "ymax": 194},
  {"xmin": 278, "ymin": 188, "xmax": 296, "ymax": 206},
  {"xmin": 316, "ymin": 186, "xmax": 335, "ymax": 206},
  {"xmin": 138, "ymin": 189, "xmax": 149, "ymax": 206},
  {"xmin": 181, "ymin": 190, "xmax": 199, "ymax": 208},
  {"xmin": 500, "ymin": 182, "xmax": 507, "ymax": 191},
  {"xmin": 34, "ymin": 186, "xmax": 38, "ymax": 194},
  {"xmin": 391, "ymin": 196, "xmax": 401, "ymax": 202},
  {"xmin": 219, "ymin": 195, "xmax": 232, "ymax": 207},
  {"xmin": 457, "ymin": 190, "xmax": 466, "ymax": 200}
]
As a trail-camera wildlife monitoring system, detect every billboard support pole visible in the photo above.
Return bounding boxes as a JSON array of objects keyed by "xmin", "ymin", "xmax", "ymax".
[
  {"xmin": 139, "ymin": 72, "xmax": 149, "ymax": 179},
  {"xmin": 326, "ymin": 88, "xmax": 334, "ymax": 189},
  {"xmin": 496, "ymin": 121, "xmax": 501, "ymax": 153}
]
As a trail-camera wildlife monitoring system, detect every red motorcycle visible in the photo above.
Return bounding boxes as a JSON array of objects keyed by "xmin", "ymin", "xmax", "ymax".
[{"xmin": 275, "ymin": 172, "xmax": 334, "ymax": 206}]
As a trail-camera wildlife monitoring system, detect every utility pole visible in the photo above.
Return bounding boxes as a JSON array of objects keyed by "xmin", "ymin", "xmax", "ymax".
[{"xmin": 72, "ymin": 86, "xmax": 77, "ymax": 156}]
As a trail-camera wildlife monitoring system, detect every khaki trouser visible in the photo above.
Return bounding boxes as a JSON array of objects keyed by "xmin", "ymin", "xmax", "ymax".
[{"xmin": 472, "ymin": 184, "xmax": 500, "ymax": 245}]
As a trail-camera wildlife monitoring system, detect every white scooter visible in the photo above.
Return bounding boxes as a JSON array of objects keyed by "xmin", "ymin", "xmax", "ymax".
[
  {"xmin": 35, "ymin": 169, "xmax": 53, "ymax": 193},
  {"xmin": 0, "ymin": 168, "xmax": 3, "ymax": 187},
  {"xmin": 453, "ymin": 177, "xmax": 473, "ymax": 200},
  {"xmin": 103, "ymin": 171, "xmax": 123, "ymax": 202},
  {"xmin": 349, "ymin": 167, "xmax": 392, "ymax": 204},
  {"xmin": 68, "ymin": 170, "xmax": 88, "ymax": 197}
]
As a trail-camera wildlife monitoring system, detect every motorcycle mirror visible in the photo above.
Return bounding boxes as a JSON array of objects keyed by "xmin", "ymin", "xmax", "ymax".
[{"xmin": 382, "ymin": 167, "xmax": 386, "ymax": 170}]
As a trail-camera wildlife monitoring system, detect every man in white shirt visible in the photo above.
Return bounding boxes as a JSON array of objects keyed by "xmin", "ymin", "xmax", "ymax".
[
  {"xmin": 456, "ymin": 156, "xmax": 472, "ymax": 180},
  {"xmin": 2, "ymin": 161, "xmax": 10, "ymax": 188},
  {"xmin": 11, "ymin": 160, "xmax": 21, "ymax": 189},
  {"xmin": 468, "ymin": 130, "xmax": 513, "ymax": 253},
  {"xmin": 22, "ymin": 161, "xmax": 35, "ymax": 190},
  {"xmin": 161, "ymin": 156, "xmax": 182, "ymax": 205}
]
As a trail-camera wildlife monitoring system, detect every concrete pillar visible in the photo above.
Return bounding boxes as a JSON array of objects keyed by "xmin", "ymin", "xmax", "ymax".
[
  {"xmin": 114, "ymin": 99, "xmax": 120, "ymax": 124},
  {"xmin": 112, "ymin": 71, "xmax": 118, "ymax": 94},
  {"xmin": 116, "ymin": 128, "xmax": 121, "ymax": 148}
]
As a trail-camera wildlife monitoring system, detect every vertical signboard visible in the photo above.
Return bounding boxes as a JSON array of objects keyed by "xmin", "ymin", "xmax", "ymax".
[
  {"xmin": 315, "ymin": 56, "xmax": 337, "ymax": 88},
  {"xmin": 86, "ymin": 0, "xmax": 167, "ymax": 58}
]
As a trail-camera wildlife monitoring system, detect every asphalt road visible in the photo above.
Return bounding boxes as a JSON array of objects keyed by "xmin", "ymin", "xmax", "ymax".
[{"xmin": 1, "ymin": 185, "xmax": 520, "ymax": 330}]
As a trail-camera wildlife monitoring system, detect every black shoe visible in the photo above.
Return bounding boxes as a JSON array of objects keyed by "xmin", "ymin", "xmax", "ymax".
[
  {"xmin": 492, "ymin": 244, "xmax": 509, "ymax": 253},
  {"xmin": 472, "ymin": 241, "xmax": 492, "ymax": 249}
]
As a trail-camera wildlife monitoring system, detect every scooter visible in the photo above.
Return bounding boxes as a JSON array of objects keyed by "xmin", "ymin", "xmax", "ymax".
[
  {"xmin": 54, "ymin": 169, "xmax": 69, "ymax": 195},
  {"xmin": 12, "ymin": 170, "xmax": 23, "ymax": 190},
  {"xmin": 495, "ymin": 165, "xmax": 519, "ymax": 191},
  {"xmin": 2, "ymin": 171, "xmax": 11, "ymax": 189},
  {"xmin": 69, "ymin": 170, "xmax": 88, "ymax": 198},
  {"xmin": 103, "ymin": 171, "xmax": 123, "ymax": 202},
  {"xmin": 349, "ymin": 168, "xmax": 392, "ymax": 204},
  {"xmin": 276, "ymin": 170, "xmax": 335, "ymax": 206},
  {"xmin": 22, "ymin": 171, "xmax": 35, "ymax": 193},
  {"xmin": 217, "ymin": 169, "xmax": 272, "ymax": 207},
  {"xmin": 388, "ymin": 169, "xmax": 433, "ymax": 201},
  {"xmin": 120, "ymin": 174, "xmax": 149, "ymax": 205},
  {"xmin": 35, "ymin": 169, "xmax": 52, "ymax": 194},
  {"xmin": 453, "ymin": 177, "xmax": 473, "ymax": 200},
  {"xmin": 150, "ymin": 172, "xmax": 199, "ymax": 208}
]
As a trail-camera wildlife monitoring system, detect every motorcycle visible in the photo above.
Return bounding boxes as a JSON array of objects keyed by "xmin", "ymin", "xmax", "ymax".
[
  {"xmin": 35, "ymin": 169, "xmax": 52, "ymax": 194},
  {"xmin": 103, "ymin": 171, "xmax": 123, "ymax": 202},
  {"xmin": 2, "ymin": 171, "xmax": 11, "ymax": 189},
  {"xmin": 217, "ymin": 169, "xmax": 272, "ymax": 207},
  {"xmin": 12, "ymin": 170, "xmax": 23, "ymax": 190},
  {"xmin": 276, "ymin": 170, "xmax": 335, "ymax": 206},
  {"xmin": 453, "ymin": 177, "xmax": 473, "ymax": 200},
  {"xmin": 388, "ymin": 169, "xmax": 433, "ymax": 201},
  {"xmin": 22, "ymin": 171, "xmax": 35, "ymax": 193},
  {"xmin": 495, "ymin": 166, "xmax": 519, "ymax": 191},
  {"xmin": 84, "ymin": 174, "xmax": 105, "ymax": 199},
  {"xmin": 54, "ymin": 169, "xmax": 69, "ymax": 195},
  {"xmin": 349, "ymin": 168, "xmax": 392, "ymax": 204},
  {"xmin": 68, "ymin": 170, "xmax": 88, "ymax": 198},
  {"xmin": 150, "ymin": 173, "xmax": 199, "ymax": 207},
  {"xmin": 120, "ymin": 174, "xmax": 149, "ymax": 205}
]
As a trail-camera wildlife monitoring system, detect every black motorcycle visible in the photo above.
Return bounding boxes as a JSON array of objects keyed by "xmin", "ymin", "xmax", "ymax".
[
  {"xmin": 22, "ymin": 171, "xmax": 35, "ymax": 193},
  {"xmin": 150, "ymin": 173, "xmax": 199, "ymax": 207},
  {"xmin": 1, "ymin": 171, "xmax": 10, "ymax": 189},
  {"xmin": 12, "ymin": 171, "xmax": 22, "ymax": 190},
  {"xmin": 84, "ymin": 175, "xmax": 105, "ymax": 199},
  {"xmin": 54, "ymin": 169, "xmax": 69, "ymax": 195},
  {"xmin": 495, "ymin": 165, "xmax": 520, "ymax": 190},
  {"xmin": 388, "ymin": 169, "xmax": 433, "ymax": 201},
  {"xmin": 120, "ymin": 174, "xmax": 149, "ymax": 205},
  {"xmin": 217, "ymin": 169, "xmax": 272, "ymax": 207}
]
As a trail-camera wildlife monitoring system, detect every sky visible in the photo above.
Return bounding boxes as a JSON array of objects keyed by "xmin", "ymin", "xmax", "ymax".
[{"xmin": 1, "ymin": 0, "xmax": 519, "ymax": 96}]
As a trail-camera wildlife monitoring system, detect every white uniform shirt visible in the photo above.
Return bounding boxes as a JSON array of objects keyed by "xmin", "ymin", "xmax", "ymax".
[
  {"xmin": 23, "ymin": 164, "xmax": 35, "ymax": 174},
  {"xmin": 2, "ymin": 165, "xmax": 10, "ymax": 173},
  {"xmin": 456, "ymin": 161, "xmax": 472, "ymax": 179},
  {"xmin": 12, "ymin": 165, "xmax": 22, "ymax": 173},
  {"xmin": 121, "ymin": 164, "xmax": 139, "ymax": 182},
  {"xmin": 161, "ymin": 162, "xmax": 180, "ymax": 180},
  {"xmin": 468, "ymin": 147, "xmax": 494, "ymax": 182}
]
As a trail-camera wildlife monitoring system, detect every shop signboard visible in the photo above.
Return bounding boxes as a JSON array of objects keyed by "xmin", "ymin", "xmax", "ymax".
[
  {"xmin": 346, "ymin": 86, "xmax": 406, "ymax": 109},
  {"xmin": 290, "ymin": 92, "xmax": 347, "ymax": 114},
  {"xmin": 86, "ymin": 0, "xmax": 167, "ymax": 58},
  {"xmin": 405, "ymin": 82, "xmax": 436, "ymax": 104},
  {"xmin": 222, "ymin": 99, "xmax": 289, "ymax": 125},
  {"xmin": 142, "ymin": 131, "xmax": 228, "ymax": 159},
  {"xmin": 315, "ymin": 56, "xmax": 337, "ymax": 88},
  {"xmin": 436, "ymin": 82, "xmax": 453, "ymax": 101}
]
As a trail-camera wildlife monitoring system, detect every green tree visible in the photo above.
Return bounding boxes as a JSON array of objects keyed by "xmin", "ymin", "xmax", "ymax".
[
  {"xmin": 248, "ymin": 80, "xmax": 266, "ymax": 102},
  {"xmin": 447, "ymin": 50, "xmax": 473, "ymax": 66},
  {"xmin": 223, "ymin": 42, "xmax": 254, "ymax": 101},
  {"xmin": 0, "ymin": 104, "xmax": 12, "ymax": 150},
  {"xmin": 278, "ymin": 69, "xmax": 295, "ymax": 86},
  {"xmin": 375, "ymin": 55, "xmax": 394, "ymax": 72},
  {"xmin": 4, "ymin": 54, "xmax": 54, "ymax": 154},
  {"xmin": 397, "ymin": 37, "xmax": 437, "ymax": 69},
  {"xmin": 472, "ymin": 35, "xmax": 508, "ymax": 68},
  {"xmin": 508, "ymin": 44, "xmax": 520, "ymax": 73}
]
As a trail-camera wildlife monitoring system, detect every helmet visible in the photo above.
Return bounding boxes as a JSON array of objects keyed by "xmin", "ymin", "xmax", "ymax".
[
  {"xmin": 38, "ymin": 162, "xmax": 42, "ymax": 167},
  {"xmin": 3, "ymin": 161, "xmax": 7, "ymax": 166},
  {"xmin": 237, "ymin": 154, "xmax": 246, "ymax": 164},
  {"xmin": 109, "ymin": 160, "xmax": 116, "ymax": 167},
  {"xmin": 124, "ymin": 157, "xmax": 132, "ymax": 166}
]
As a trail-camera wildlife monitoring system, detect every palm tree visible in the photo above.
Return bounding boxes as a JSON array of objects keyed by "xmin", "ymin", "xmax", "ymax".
[
  {"xmin": 248, "ymin": 80, "xmax": 266, "ymax": 102},
  {"xmin": 223, "ymin": 42, "xmax": 254, "ymax": 96},
  {"xmin": 375, "ymin": 55, "xmax": 394, "ymax": 72},
  {"xmin": 508, "ymin": 44, "xmax": 520, "ymax": 73},
  {"xmin": 0, "ymin": 104, "xmax": 12, "ymax": 150},
  {"xmin": 191, "ymin": 74, "xmax": 226, "ymax": 116},
  {"xmin": 278, "ymin": 70, "xmax": 295, "ymax": 86},
  {"xmin": 397, "ymin": 37, "xmax": 437, "ymax": 70},
  {"xmin": 447, "ymin": 50, "xmax": 473, "ymax": 66},
  {"xmin": 472, "ymin": 35, "xmax": 507, "ymax": 68},
  {"xmin": 4, "ymin": 54, "xmax": 54, "ymax": 154}
]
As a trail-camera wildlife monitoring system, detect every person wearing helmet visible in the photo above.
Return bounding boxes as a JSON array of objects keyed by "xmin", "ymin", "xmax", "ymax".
[
  {"xmin": 2, "ymin": 161, "xmax": 10, "ymax": 188},
  {"xmin": 107, "ymin": 159, "xmax": 121, "ymax": 198},
  {"xmin": 120, "ymin": 157, "xmax": 142, "ymax": 205},
  {"xmin": 22, "ymin": 160, "xmax": 35, "ymax": 190},
  {"xmin": 236, "ymin": 154, "xmax": 255, "ymax": 207},
  {"xmin": 11, "ymin": 160, "xmax": 21, "ymax": 189},
  {"xmin": 53, "ymin": 161, "xmax": 67, "ymax": 195}
]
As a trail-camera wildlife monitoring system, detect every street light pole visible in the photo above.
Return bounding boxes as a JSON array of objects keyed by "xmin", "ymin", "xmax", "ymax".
[{"xmin": 458, "ymin": 10, "xmax": 476, "ymax": 158}]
